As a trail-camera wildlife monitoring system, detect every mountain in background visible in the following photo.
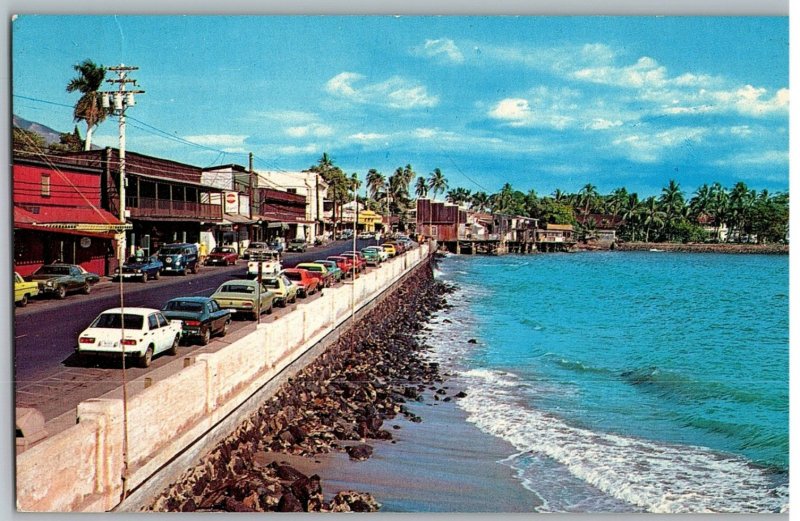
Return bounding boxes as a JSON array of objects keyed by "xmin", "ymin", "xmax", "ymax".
[{"xmin": 13, "ymin": 114, "xmax": 65, "ymax": 145}]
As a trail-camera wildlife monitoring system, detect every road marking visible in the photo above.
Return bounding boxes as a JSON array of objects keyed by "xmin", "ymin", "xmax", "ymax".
[
  {"xmin": 15, "ymin": 334, "xmax": 27, "ymax": 339},
  {"xmin": 190, "ymin": 287, "xmax": 216, "ymax": 295}
]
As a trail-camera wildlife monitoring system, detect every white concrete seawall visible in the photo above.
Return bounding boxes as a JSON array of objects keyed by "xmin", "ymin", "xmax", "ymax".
[{"xmin": 16, "ymin": 243, "xmax": 432, "ymax": 512}]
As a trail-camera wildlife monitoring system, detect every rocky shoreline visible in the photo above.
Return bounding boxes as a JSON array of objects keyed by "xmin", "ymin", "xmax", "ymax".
[
  {"xmin": 147, "ymin": 257, "xmax": 455, "ymax": 512},
  {"xmin": 611, "ymin": 242, "xmax": 788, "ymax": 254}
]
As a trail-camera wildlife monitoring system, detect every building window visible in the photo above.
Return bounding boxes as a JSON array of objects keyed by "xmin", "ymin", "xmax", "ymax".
[
  {"xmin": 287, "ymin": 188, "xmax": 297, "ymax": 194},
  {"xmin": 41, "ymin": 174, "xmax": 51, "ymax": 198}
]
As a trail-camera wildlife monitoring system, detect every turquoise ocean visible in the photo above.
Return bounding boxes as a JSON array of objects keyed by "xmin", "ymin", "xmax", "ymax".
[{"xmin": 425, "ymin": 251, "xmax": 788, "ymax": 513}]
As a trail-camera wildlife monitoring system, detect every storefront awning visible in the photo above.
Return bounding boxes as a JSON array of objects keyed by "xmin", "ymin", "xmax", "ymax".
[
  {"xmin": 221, "ymin": 213, "xmax": 255, "ymax": 225},
  {"xmin": 14, "ymin": 205, "xmax": 131, "ymax": 233}
]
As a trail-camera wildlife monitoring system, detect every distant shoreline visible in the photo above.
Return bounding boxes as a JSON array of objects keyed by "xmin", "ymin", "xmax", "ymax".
[{"xmin": 608, "ymin": 242, "xmax": 789, "ymax": 255}]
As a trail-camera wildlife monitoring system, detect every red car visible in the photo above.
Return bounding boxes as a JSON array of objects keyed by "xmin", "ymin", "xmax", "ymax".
[
  {"xmin": 282, "ymin": 268, "xmax": 320, "ymax": 298},
  {"xmin": 327, "ymin": 255, "xmax": 355, "ymax": 277},
  {"xmin": 205, "ymin": 246, "xmax": 239, "ymax": 266},
  {"xmin": 340, "ymin": 251, "xmax": 367, "ymax": 273}
]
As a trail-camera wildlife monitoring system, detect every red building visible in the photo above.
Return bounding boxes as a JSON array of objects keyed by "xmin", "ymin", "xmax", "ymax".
[{"xmin": 13, "ymin": 156, "xmax": 124, "ymax": 276}]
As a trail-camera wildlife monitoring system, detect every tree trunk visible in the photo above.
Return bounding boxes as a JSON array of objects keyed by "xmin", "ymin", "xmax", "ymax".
[{"xmin": 84, "ymin": 125, "xmax": 94, "ymax": 151}]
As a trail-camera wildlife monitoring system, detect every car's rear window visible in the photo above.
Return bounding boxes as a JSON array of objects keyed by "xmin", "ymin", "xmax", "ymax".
[
  {"xmin": 91, "ymin": 313, "xmax": 145, "ymax": 329},
  {"xmin": 35, "ymin": 266, "xmax": 70, "ymax": 275},
  {"xmin": 285, "ymin": 272, "xmax": 301, "ymax": 281},
  {"xmin": 264, "ymin": 279, "xmax": 280, "ymax": 289},
  {"xmin": 220, "ymin": 284, "xmax": 255, "ymax": 294},
  {"xmin": 163, "ymin": 301, "xmax": 204, "ymax": 312}
]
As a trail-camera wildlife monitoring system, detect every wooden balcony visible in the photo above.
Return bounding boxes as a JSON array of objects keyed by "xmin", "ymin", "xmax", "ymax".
[{"xmin": 116, "ymin": 197, "xmax": 223, "ymax": 221}]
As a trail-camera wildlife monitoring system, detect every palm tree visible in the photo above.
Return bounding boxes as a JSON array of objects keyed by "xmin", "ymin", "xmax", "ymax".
[
  {"xmin": 427, "ymin": 168, "xmax": 448, "ymax": 201},
  {"xmin": 471, "ymin": 191, "xmax": 489, "ymax": 212},
  {"xmin": 659, "ymin": 179, "xmax": 685, "ymax": 241},
  {"xmin": 578, "ymin": 183, "xmax": 599, "ymax": 217},
  {"xmin": 66, "ymin": 59, "xmax": 108, "ymax": 151},
  {"xmin": 641, "ymin": 196, "xmax": 666, "ymax": 242},
  {"xmin": 414, "ymin": 177, "xmax": 428, "ymax": 198},
  {"xmin": 493, "ymin": 183, "xmax": 516, "ymax": 214},
  {"xmin": 446, "ymin": 187, "xmax": 472, "ymax": 205}
]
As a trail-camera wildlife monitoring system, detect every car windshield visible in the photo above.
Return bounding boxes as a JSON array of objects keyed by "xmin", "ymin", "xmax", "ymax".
[
  {"xmin": 263, "ymin": 279, "xmax": 280, "ymax": 289},
  {"xmin": 211, "ymin": 247, "xmax": 231, "ymax": 254},
  {"xmin": 34, "ymin": 266, "xmax": 70, "ymax": 276},
  {"xmin": 160, "ymin": 247, "xmax": 182, "ymax": 255},
  {"xmin": 219, "ymin": 284, "xmax": 255, "ymax": 294},
  {"xmin": 91, "ymin": 313, "xmax": 145, "ymax": 329},
  {"xmin": 163, "ymin": 301, "xmax": 204, "ymax": 312},
  {"xmin": 298, "ymin": 265, "xmax": 321, "ymax": 272},
  {"xmin": 248, "ymin": 243, "xmax": 267, "ymax": 250}
]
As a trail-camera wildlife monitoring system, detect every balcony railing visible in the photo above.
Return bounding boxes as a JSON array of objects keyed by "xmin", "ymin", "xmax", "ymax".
[{"xmin": 117, "ymin": 196, "xmax": 223, "ymax": 221}]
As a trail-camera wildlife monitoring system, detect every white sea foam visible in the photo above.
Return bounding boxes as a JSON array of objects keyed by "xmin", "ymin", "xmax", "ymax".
[{"xmin": 457, "ymin": 368, "xmax": 788, "ymax": 514}]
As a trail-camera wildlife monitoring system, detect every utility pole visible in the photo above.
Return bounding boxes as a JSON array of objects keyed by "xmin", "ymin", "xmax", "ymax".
[{"xmin": 101, "ymin": 64, "xmax": 144, "ymax": 258}]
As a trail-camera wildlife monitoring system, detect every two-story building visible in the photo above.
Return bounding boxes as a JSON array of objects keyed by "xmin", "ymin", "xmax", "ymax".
[
  {"xmin": 536, "ymin": 223, "xmax": 576, "ymax": 252},
  {"xmin": 13, "ymin": 154, "xmax": 128, "ymax": 276},
  {"xmin": 253, "ymin": 170, "xmax": 328, "ymax": 243}
]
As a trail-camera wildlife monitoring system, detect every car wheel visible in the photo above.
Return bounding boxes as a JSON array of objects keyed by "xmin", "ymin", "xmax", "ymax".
[
  {"xmin": 290, "ymin": 294, "xmax": 297, "ymax": 304},
  {"xmin": 199, "ymin": 327, "xmax": 211, "ymax": 346},
  {"xmin": 220, "ymin": 319, "xmax": 230, "ymax": 337},
  {"xmin": 167, "ymin": 335, "xmax": 179, "ymax": 355},
  {"xmin": 153, "ymin": 270, "xmax": 160, "ymax": 280},
  {"xmin": 56, "ymin": 285, "xmax": 67, "ymax": 299},
  {"xmin": 141, "ymin": 272, "xmax": 148, "ymax": 283},
  {"xmin": 140, "ymin": 346, "xmax": 154, "ymax": 368},
  {"xmin": 82, "ymin": 283, "xmax": 92, "ymax": 295},
  {"xmin": 191, "ymin": 264, "xmax": 199, "ymax": 274},
  {"xmin": 181, "ymin": 269, "xmax": 187, "ymax": 276},
  {"xmin": 299, "ymin": 289, "xmax": 307, "ymax": 299},
  {"xmin": 17, "ymin": 294, "xmax": 28, "ymax": 307},
  {"xmin": 266, "ymin": 304, "xmax": 273, "ymax": 315},
  {"xmin": 278, "ymin": 298, "xmax": 286, "ymax": 308}
]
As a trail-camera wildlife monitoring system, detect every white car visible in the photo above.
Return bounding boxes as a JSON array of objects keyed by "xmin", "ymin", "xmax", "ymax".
[
  {"xmin": 77, "ymin": 307, "xmax": 182, "ymax": 367},
  {"xmin": 247, "ymin": 250, "xmax": 282, "ymax": 277}
]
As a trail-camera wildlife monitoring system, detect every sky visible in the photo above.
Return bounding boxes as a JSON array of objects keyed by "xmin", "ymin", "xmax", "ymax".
[{"xmin": 11, "ymin": 15, "xmax": 789, "ymax": 199}]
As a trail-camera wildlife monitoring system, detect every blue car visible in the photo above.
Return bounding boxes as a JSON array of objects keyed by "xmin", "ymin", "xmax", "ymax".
[
  {"xmin": 114, "ymin": 255, "xmax": 163, "ymax": 283},
  {"xmin": 161, "ymin": 296, "xmax": 231, "ymax": 345}
]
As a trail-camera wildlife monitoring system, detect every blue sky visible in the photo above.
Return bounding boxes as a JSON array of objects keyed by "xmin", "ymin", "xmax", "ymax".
[{"xmin": 12, "ymin": 15, "xmax": 789, "ymax": 198}]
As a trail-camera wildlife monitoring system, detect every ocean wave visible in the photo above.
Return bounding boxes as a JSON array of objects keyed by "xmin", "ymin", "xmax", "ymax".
[{"xmin": 457, "ymin": 368, "xmax": 788, "ymax": 513}]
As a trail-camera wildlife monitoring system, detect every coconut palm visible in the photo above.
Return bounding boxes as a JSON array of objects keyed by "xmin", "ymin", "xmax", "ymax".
[
  {"xmin": 414, "ymin": 176, "xmax": 428, "ymax": 198},
  {"xmin": 427, "ymin": 168, "xmax": 448, "ymax": 201},
  {"xmin": 446, "ymin": 187, "xmax": 472, "ymax": 205},
  {"xmin": 659, "ymin": 179, "xmax": 685, "ymax": 241},
  {"xmin": 471, "ymin": 191, "xmax": 489, "ymax": 212},
  {"xmin": 641, "ymin": 196, "xmax": 666, "ymax": 242},
  {"xmin": 66, "ymin": 59, "xmax": 108, "ymax": 151},
  {"xmin": 578, "ymin": 183, "xmax": 599, "ymax": 217}
]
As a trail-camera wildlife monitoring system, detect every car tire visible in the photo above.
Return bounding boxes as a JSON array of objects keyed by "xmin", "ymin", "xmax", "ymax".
[
  {"xmin": 220, "ymin": 319, "xmax": 230, "ymax": 337},
  {"xmin": 278, "ymin": 298, "xmax": 286, "ymax": 308},
  {"xmin": 191, "ymin": 264, "xmax": 198, "ymax": 274},
  {"xmin": 82, "ymin": 283, "xmax": 92, "ymax": 295},
  {"xmin": 153, "ymin": 270, "xmax": 160, "ymax": 280},
  {"xmin": 140, "ymin": 346, "xmax": 154, "ymax": 368},
  {"xmin": 199, "ymin": 327, "xmax": 211, "ymax": 346},
  {"xmin": 141, "ymin": 272, "xmax": 148, "ymax": 283},
  {"xmin": 167, "ymin": 335, "xmax": 179, "ymax": 356},
  {"xmin": 56, "ymin": 285, "xmax": 67, "ymax": 299},
  {"xmin": 266, "ymin": 304, "xmax": 273, "ymax": 315},
  {"xmin": 17, "ymin": 294, "xmax": 28, "ymax": 307}
]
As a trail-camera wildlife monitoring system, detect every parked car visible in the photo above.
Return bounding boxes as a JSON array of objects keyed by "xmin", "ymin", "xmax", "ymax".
[
  {"xmin": 14, "ymin": 271, "xmax": 39, "ymax": 307},
  {"xmin": 336, "ymin": 230, "xmax": 354, "ymax": 240},
  {"xmin": 339, "ymin": 251, "xmax": 367, "ymax": 273},
  {"xmin": 314, "ymin": 260, "xmax": 343, "ymax": 282},
  {"xmin": 158, "ymin": 243, "xmax": 200, "ymax": 275},
  {"xmin": 76, "ymin": 307, "xmax": 181, "ymax": 368},
  {"xmin": 27, "ymin": 263, "xmax": 99, "ymax": 299},
  {"xmin": 243, "ymin": 241, "xmax": 269, "ymax": 260},
  {"xmin": 75, "ymin": 265, "xmax": 101, "ymax": 285},
  {"xmin": 384, "ymin": 241, "xmax": 406, "ymax": 254},
  {"xmin": 362, "ymin": 245, "xmax": 389, "ymax": 262},
  {"xmin": 359, "ymin": 248, "xmax": 382, "ymax": 266},
  {"xmin": 358, "ymin": 231, "xmax": 374, "ymax": 240},
  {"xmin": 114, "ymin": 255, "xmax": 163, "ymax": 282},
  {"xmin": 295, "ymin": 262, "xmax": 334, "ymax": 288},
  {"xmin": 282, "ymin": 268, "xmax": 320, "ymax": 298},
  {"xmin": 261, "ymin": 274, "xmax": 298, "ymax": 307},
  {"xmin": 287, "ymin": 239, "xmax": 308, "ymax": 253},
  {"xmin": 381, "ymin": 243, "xmax": 398, "ymax": 257},
  {"xmin": 205, "ymin": 246, "xmax": 239, "ymax": 266},
  {"xmin": 327, "ymin": 255, "xmax": 355, "ymax": 277},
  {"xmin": 161, "ymin": 296, "xmax": 231, "ymax": 345},
  {"xmin": 247, "ymin": 250, "xmax": 282, "ymax": 278},
  {"xmin": 396, "ymin": 237, "xmax": 416, "ymax": 249},
  {"xmin": 211, "ymin": 279, "xmax": 275, "ymax": 320}
]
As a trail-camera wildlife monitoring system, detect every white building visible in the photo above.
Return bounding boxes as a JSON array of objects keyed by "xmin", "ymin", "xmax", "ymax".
[{"xmin": 254, "ymin": 170, "xmax": 329, "ymax": 243}]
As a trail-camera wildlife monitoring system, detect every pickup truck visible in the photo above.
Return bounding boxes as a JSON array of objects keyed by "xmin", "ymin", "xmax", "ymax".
[
  {"xmin": 247, "ymin": 250, "xmax": 282, "ymax": 278},
  {"xmin": 14, "ymin": 271, "xmax": 39, "ymax": 307},
  {"xmin": 77, "ymin": 307, "xmax": 182, "ymax": 367}
]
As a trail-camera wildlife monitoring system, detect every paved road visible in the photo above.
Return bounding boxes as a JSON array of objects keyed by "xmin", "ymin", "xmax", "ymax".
[{"xmin": 14, "ymin": 238, "xmax": 379, "ymax": 420}]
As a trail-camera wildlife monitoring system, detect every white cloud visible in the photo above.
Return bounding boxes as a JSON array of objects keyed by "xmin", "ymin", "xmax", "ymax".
[
  {"xmin": 254, "ymin": 110, "xmax": 320, "ymax": 124},
  {"xmin": 488, "ymin": 98, "xmax": 532, "ymax": 126},
  {"xmin": 488, "ymin": 88, "xmax": 579, "ymax": 130},
  {"xmin": 349, "ymin": 132, "xmax": 389, "ymax": 141},
  {"xmin": 325, "ymin": 72, "xmax": 439, "ymax": 109},
  {"xmin": 285, "ymin": 123, "xmax": 333, "ymax": 138},
  {"xmin": 585, "ymin": 118, "xmax": 623, "ymax": 130},
  {"xmin": 611, "ymin": 127, "xmax": 708, "ymax": 163},
  {"xmin": 276, "ymin": 144, "xmax": 318, "ymax": 156},
  {"xmin": 415, "ymin": 38, "xmax": 464, "ymax": 63},
  {"xmin": 712, "ymin": 150, "xmax": 788, "ymax": 167}
]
